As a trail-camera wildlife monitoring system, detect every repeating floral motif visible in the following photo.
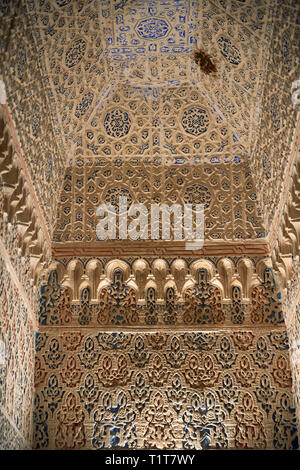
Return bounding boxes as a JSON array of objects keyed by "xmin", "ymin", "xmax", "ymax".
[
  {"xmin": 250, "ymin": 336, "xmax": 274, "ymax": 370},
  {"xmin": 97, "ymin": 354, "xmax": 132, "ymax": 387},
  {"xmin": 181, "ymin": 106, "xmax": 210, "ymax": 136},
  {"xmin": 233, "ymin": 355, "xmax": 257, "ymax": 388},
  {"xmin": 231, "ymin": 331, "xmax": 255, "ymax": 351},
  {"xmin": 33, "ymin": 329, "xmax": 298, "ymax": 450},
  {"xmin": 145, "ymin": 286, "xmax": 158, "ymax": 325},
  {"xmin": 231, "ymin": 286, "xmax": 245, "ymax": 324},
  {"xmin": 129, "ymin": 372, "xmax": 152, "ymax": 413},
  {"xmin": 41, "ymin": 374, "xmax": 65, "ymax": 417},
  {"xmin": 34, "ymin": 357, "xmax": 47, "ymax": 388},
  {"xmin": 76, "ymin": 287, "xmax": 92, "ymax": 326},
  {"xmin": 214, "ymin": 336, "xmax": 238, "ymax": 369},
  {"xmin": 267, "ymin": 331, "xmax": 289, "ymax": 351},
  {"xmin": 271, "ymin": 356, "xmax": 292, "ymax": 388},
  {"xmin": 92, "ymin": 391, "xmax": 137, "ymax": 449},
  {"xmin": 183, "ymin": 354, "xmax": 219, "ymax": 388},
  {"xmin": 143, "ymin": 391, "xmax": 177, "ymax": 449},
  {"xmin": 183, "ymin": 392, "xmax": 227, "ymax": 449},
  {"xmin": 39, "ymin": 271, "xmax": 71, "ymax": 326},
  {"xmin": 165, "ymin": 373, "xmax": 188, "ymax": 414},
  {"xmin": 254, "ymin": 374, "xmax": 278, "ymax": 417},
  {"xmin": 136, "ymin": 18, "xmax": 170, "ymax": 40},
  {"xmin": 65, "ymin": 39, "xmax": 87, "ymax": 69},
  {"xmin": 104, "ymin": 109, "xmax": 132, "ymax": 138},
  {"xmin": 78, "ymin": 373, "xmax": 100, "ymax": 418},
  {"xmin": 217, "ymin": 37, "xmax": 241, "ymax": 65},
  {"xmin": 77, "ymin": 337, "xmax": 101, "ymax": 370},
  {"xmin": 272, "ymin": 393, "xmax": 299, "ymax": 450},
  {"xmin": 216, "ymin": 374, "xmax": 240, "ymax": 417},
  {"xmin": 147, "ymin": 354, "xmax": 169, "ymax": 387},
  {"xmin": 60, "ymin": 356, "xmax": 83, "ymax": 388},
  {"xmin": 42, "ymin": 338, "xmax": 65, "ymax": 370}
]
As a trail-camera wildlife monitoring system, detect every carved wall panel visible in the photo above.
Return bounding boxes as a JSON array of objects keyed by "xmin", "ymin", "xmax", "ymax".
[
  {"xmin": 269, "ymin": 156, "xmax": 300, "ymax": 434},
  {"xmin": 33, "ymin": 327, "xmax": 298, "ymax": 450},
  {"xmin": 249, "ymin": 1, "xmax": 300, "ymax": 236}
]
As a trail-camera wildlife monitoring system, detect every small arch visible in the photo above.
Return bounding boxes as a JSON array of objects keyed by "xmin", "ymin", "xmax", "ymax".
[
  {"xmin": 132, "ymin": 258, "xmax": 149, "ymax": 299},
  {"xmin": 86, "ymin": 259, "xmax": 102, "ymax": 300},
  {"xmin": 218, "ymin": 258, "xmax": 234, "ymax": 299},
  {"xmin": 237, "ymin": 258, "xmax": 254, "ymax": 299},
  {"xmin": 66, "ymin": 259, "xmax": 84, "ymax": 301},
  {"xmin": 171, "ymin": 259, "xmax": 187, "ymax": 297}
]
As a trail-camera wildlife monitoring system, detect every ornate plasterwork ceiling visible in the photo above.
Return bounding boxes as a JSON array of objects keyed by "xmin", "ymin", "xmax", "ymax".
[
  {"xmin": 1, "ymin": 0, "xmax": 299, "ymax": 253},
  {"xmin": 27, "ymin": 0, "xmax": 271, "ymax": 157}
]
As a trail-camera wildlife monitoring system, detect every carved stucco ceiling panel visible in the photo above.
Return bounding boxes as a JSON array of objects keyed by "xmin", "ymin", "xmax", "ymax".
[
  {"xmin": 1, "ymin": 0, "xmax": 299, "ymax": 246},
  {"xmin": 52, "ymin": 157, "xmax": 265, "ymax": 244},
  {"xmin": 24, "ymin": 0, "xmax": 271, "ymax": 158}
]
